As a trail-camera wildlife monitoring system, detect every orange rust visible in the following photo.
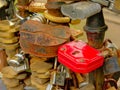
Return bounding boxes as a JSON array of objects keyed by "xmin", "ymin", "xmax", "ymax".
[{"xmin": 20, "ymin": 20, "xmax": 71, "ymax": 57}]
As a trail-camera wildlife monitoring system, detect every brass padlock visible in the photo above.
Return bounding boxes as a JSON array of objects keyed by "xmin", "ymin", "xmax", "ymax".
[
  {"xmin": 28, "ymin": 0, "xmax": 47, "ymax": 13},
  {"xmin": 0, "ymin": 37, "xmax": 19, "ymax": 44},
  {"xmin": 44, "ymin": 10, "xmax": 70, "ymax": 23},
  {"xmin": 114, "ymin": 0, "xmax": 120, "ymax": 10}
]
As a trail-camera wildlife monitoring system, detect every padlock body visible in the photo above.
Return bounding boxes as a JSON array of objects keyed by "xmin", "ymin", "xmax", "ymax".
[
  {"xmin": 103, "ymin": 56, "xmax": 120, "ymax": 75},
  {"xmin": 58, "ymin": 40, "xmax": 104, "ymax": 73}
]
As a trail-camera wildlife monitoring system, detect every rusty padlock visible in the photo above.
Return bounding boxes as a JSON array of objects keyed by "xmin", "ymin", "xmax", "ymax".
[
  {"xmin": 20, "ymin": 20, "xmax": 71, "ymax": 57},
  {"xmin": 0, "ymin": 48, "xmax": 7, "ymax": 72}
]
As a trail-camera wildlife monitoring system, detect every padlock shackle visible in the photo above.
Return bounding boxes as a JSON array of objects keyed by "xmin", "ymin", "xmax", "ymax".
[{"xmin": 103, "ymin": 78, "xmax": 118, "ymax": 90}]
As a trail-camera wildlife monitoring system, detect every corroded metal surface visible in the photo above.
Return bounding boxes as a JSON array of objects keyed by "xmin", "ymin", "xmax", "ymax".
[{"xmin": 20, "ymin": 20, "xmax": 71, "ymax": 57}]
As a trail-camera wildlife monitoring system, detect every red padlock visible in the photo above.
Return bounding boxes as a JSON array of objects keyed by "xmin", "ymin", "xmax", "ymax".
[{"xmin": 58, "ymin": 40, "xmax": 104, "ymax": 73}]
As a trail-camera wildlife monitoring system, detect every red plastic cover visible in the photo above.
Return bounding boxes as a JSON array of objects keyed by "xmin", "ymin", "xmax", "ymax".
[{"xmin": 58, "ymin": 40, "xmax": 104, "ymax": 73}]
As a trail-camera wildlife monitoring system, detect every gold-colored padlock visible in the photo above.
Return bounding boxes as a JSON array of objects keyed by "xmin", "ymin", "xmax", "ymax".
[
  {"xmin": 114, "ymin": 0, "xmax": 120, "ymax": 10},
  {"xmin": 44, "ymin": 10, "xmax": 70, "ymax": 23},
  {"xmin": 3, "ymin": 42, "xmax": 19, "ymax": 50},
  {"xmin": 75, "ymin": 73, "xmax": 85, "ymax": 84},
  {"xmin": 0, "ymin": 32, "xmax": 15, "ymax": 38},
  {"xmin": 0, "ymin": 37, "xmax": 19, "ymax": 44},
  {"xmin": 28, "ymin": 1, "xmax": 47, "ymax": 13},
  {"xmin": 0, "ymin": 20, "xmax": 15, "ymax": 31},
  {"xmin": 70, "ymin": 29, "xmax": 83, "ymax": 40},
  {"xmin": 70, "ymin": 19, "xmax": 81, "ymax": 25}
]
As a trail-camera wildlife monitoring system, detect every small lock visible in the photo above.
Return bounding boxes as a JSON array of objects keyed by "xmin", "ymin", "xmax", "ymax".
[
  {"xmin": 55, "ymin": 65, "xmax": 66, "ymax": 86},
  {"xmin": 11, "ymin": 58, "xmax": 29, "ymax": 73},
  {"xmin": 50, "ymin": 57, "xmax": 58, "ymax": 85},
  {"xmin": 103, "ymin": 56, "xmax": 120, "ymax": 75},
  {"xmin": 103, "ymin": 78, "xmax": 118, "ymax": 90},
  {"xmin": 55, "ymin": 71, "xmax": 66, "ymax": 86},
  {"xmin": 8, "ymin": 51, "xmax": 25, "ymax": 67}
]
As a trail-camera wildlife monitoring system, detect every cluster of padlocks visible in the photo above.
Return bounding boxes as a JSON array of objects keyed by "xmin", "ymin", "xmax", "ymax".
[{"xmin": 0, "ymin": 0, "xmax": 120, "ymax": 90}]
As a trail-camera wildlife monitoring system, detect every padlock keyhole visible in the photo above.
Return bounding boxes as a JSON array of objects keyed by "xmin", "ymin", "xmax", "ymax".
[
  {"xmin": 72, "ymin": 51, "xmax": 80, "ymax": 55},
  {"xmin": 60, "ymin": 48, "xmax": 66, "ymax": 51}
]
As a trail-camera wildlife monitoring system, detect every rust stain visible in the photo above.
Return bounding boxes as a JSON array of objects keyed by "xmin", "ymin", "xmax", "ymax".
[{"xmin": 20, "ymin": 20, "xmax": 71, "ymax": 57}]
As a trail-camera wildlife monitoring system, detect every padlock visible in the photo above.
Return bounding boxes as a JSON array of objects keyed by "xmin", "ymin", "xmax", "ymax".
[
  {"xmin": 0, "ymin": 32, "xmax": 15, "ymax": 38},
  {"xmin": 79, "ymin": 84, "xmax": 95, "ymax": 90},
  {"xmin": 7, "ymin": 51, "xmax": 29, "ymax": 73},
  {"xmin": 114, "ymin": 0, "xmax": 120, "ymax": 10},
  {"xmin": 79, "ymin": 73, "xmax": 90, "ymax": 88},
  {"xmin": 55, "ymin": 65, "xmax": 66, "ymax": 86},
  {"xmin": 8, "ymin": 51, "xmax": 25, "ymax": 67},
  {"xmin": 20, "ymin": 20, "xmax": 71, "ymax": 57},
  {"xmin": 58, "ymin": 40, "xmax": 104, "ymax": 73},
  {"xmin": 103, "ymin": 78, "xmax": 118, "ymax": 90},
  {"xmin": 46, "ymin": 84, "xmax": 54, "ymax": 90},
  {"xmin": 103, "ymin": 39, "xmax": 118, "ymax": 57},
  {"xmin": 75, "ymin": 73, "xmax": 84, "ymax": 84},
  {"xmin": 11, "ymin": 58, "xmax": 29, "ymax": 73},
  {"xmin": 70, "ymin": 29, "xmax": 83, "ymax": 40},
  {"xmin": 0, "ymin": 20, "xmax": 15, "ymax": 31},
  {"xmin": 44, "ymin": 10, "xmax": 70, "ymax": 23},
  {"xmin": 61, "ymin": 1, "xmax": 101, "ymax": 19},
  {"xmin": 28, "ymin": 0, "xmax": 47, "ymax": 13},
  {"xmin": 2, "ymin": 42, "xmax": 19, "ymax": 50},
  {"xmin": 0, "ymin": 48, "xmax": 7, "ymax": 72},
  {"xmin": 50, "ymin": 57, "xmax": 58, "ymax": 85},
  {"xmin": 103, "ymin": 56, "xmax": 120, "ymax": 75},
  {"xmin": 0, "ymin": 37, "xmax": 19, "ymax": 44},
  {"xmin": 65, "ymin": 67, "xmax": 72, "ymax": 79}
]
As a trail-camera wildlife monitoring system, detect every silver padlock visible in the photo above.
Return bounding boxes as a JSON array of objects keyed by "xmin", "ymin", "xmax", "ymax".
[
  {"xmin": 50, "ymin": 57, "xmax": 58, "ymax": 85},
  {"xmin": 103, "ymin": 56, "xmax": 120, "ymax": 75},
  {"xmin": 55, "ymin": 65, "xmax": 66, "ymax": 86},
  {"xmin": 61, "ymin": 1, "xmax": 101, "ymax": 19},
  {"xmin": 11, "ymin": 58, "xmax": 29, "ymax": 73},
  {"xmin": 8, "ymin": 51, "xmax": 29, "ymax": 73},
  {"xmin": 8, "ymin": 51, "xmax": 25, "ymax": 67}
]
